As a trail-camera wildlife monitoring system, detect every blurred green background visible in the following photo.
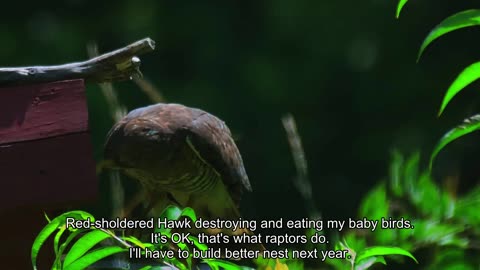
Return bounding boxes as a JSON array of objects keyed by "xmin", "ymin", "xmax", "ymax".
[{"xmin": 3, "ymin": 0, "xmax": 480, "ymax": 269}]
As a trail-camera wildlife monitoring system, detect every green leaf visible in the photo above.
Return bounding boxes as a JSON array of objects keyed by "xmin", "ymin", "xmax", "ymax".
[
  {"xmin": 156, "ymin": 206, "xmax": 197, "ymax": 235},
  {"xmin": 429, "ymin": 249, "xmax": 474, "ymax": 270},
  {"xmin": 64, "ymin": 246, "xmax": 126, "ymax": 270},
  {"xmin": 343, "ymin": 232, "xmax": 366, "ymax": 254},
  {"xmin": 441, "ymin": 191, "xmax": 456, "ymax": 219},
  {"xmin": 189, "ymin": 235, "xmax": 208, "ymax": 251},
  {"xmin": 32, "ymin": 220, "xmax": 61, "ymax": 269},
  {"xmin": 358, "ymin": 183, "xmax": 395, "ymax": 245},
  {"xmin": 418, "ymin": 9, "xmax": 480, "ymax": 61},
  {"xmin": 206, "ymin": 262, "xmax": 220, "ymax": 270},
  {"xmin": 253, "ymin": 255, "xmax": 276, "ymax": 268},
  {"xmin": 121, "ymin": 235, "xmax": 154, "ymax": 249},
  {"xmin": 413, "ymin": 220, "xmax": 468, "ymax": 248},
  {"xmin": 161, "ymin": 205, "xmax": 182, "ymax": 220},
  {"xmin": 157, "ymin": 205, "xmax": 182, "ymax": 233},
  {"xmin": 63, "ymin": 230, "xmax": 111, "ymax": 267},
  {"xmin": 354, "ymin": 256, "xmax": 387, "ymax": 270},
  {"xmin": 389, "ymin": 150, "xmax": 404, "ymax": 197},
  {"xmin": 359, "ymin": 183, "xmax": 388, "ymax": 219},
  {"xmin": 31, "ymin": 211, "xmax": 95, "ymax": 270},
  {"xmin": 53, "ymin": 226, "xmax": 66, "ymax": 256},
  {"xmin": 430, "ymin": 115, "xmax": 480, "ymax": 170},
  {"xmin": 356, "ymin": 246, "xmax": 418, "ymax": 264},
  {"xmin": 181, "ymin": 207, "xmax": 197, "ymax": 222},
  {"xmin": 283, "ymin": 260, "xmax": 304, "ymax": 270},
  {"xmin": 438, "ymin": 62, "xmax": 480, "ymax": 116},
  {"xmin": 404, "ymin": 152, "xmax": 420, "ymax": 195},
  {"xmin": 54, "ymin": 229, "xmax": 89, "ymax": 269},
  {"xmin": 138, "ymin": 266, "xmax": 166, "ymax": 270},
  {"xmin": 455, "ymin": 187, "xmax": 480, "ymax": 225},
  {"xmin": 203, "ymin": 259, "xmax": 244, "ymax": 270},
  {"xmin": 411, "ymin": 172, "xmax": 441, "ymax": 217},
  {"xmin": 396, "ymin": 0, "xmax": 409, "ymax": 19}
]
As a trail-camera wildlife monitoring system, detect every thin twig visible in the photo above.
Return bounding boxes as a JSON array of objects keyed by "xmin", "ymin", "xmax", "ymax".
[
  {"xmin": 99, "ymin": 228, "xmax": 133, "ymax": 249},
  {"xmin": 281, "ymin": 113, "xmax": 320, "ymax": 219},
  {"xmin": 87, "ymin": 42, "xmax": 127, "ymax": 122},
  {"xmin": 133, "ymin": 76, "xmax": 166, "ymax": 103},
  {"xmin": 87, "ymin": 42, "xmax": 128, "ymax": 222}
]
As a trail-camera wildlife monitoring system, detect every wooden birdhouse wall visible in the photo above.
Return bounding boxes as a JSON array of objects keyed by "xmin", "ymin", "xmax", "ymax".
[{"xmin": 0, "ymin": 79, "xmax": 98, "ymax": 268}]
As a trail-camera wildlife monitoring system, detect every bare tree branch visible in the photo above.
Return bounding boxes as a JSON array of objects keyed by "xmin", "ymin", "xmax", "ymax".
[{"xmin": 0, "ymin": 38, "xmax": 155, "ymax": 86}]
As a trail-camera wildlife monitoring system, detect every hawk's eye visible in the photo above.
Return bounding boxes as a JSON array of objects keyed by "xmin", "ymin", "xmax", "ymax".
[{"xmin": 144, "ymin": 129, "xmax": 159, "ymax": 136}]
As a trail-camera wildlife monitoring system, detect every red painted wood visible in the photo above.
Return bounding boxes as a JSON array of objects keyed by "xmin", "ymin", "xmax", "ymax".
[
  {"xmin": 0, "ymin": 79, "xmax": 98, "ymax": 269},
  {"xmin": 0, "ymin": 79, "xmax": 88, "ymax": 144},
  {"xmin": 0, "ymin": 132, "xmax": 98, "ymax": 209}
]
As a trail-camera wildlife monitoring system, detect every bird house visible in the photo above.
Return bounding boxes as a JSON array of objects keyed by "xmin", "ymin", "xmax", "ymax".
[
  {"xmin": 0, "ymin": 37, "xmax": 155, "ymax": 269},
  {"xmin": 0, "ymin": 79, "xmax": 97, "ymax": 268},
  {"xmin": 0, "ymin": 79, "xmax": 97, "ymax": 207}
]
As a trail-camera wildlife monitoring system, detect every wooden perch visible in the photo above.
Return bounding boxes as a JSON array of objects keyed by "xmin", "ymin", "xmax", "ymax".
[{"xmin": 0, "ymin": 37, "xmax": 155, "ymax": 86}]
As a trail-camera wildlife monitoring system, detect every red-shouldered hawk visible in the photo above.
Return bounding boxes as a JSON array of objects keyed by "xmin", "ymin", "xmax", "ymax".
[{"xmin": 103, "ymin": 103, "xmax": 252, "ymax": 222}]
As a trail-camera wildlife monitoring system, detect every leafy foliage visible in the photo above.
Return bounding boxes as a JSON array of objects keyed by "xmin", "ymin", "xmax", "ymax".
[
  {"xmin": 355, "ymin": 246, "xmax": 417, "ymax": 263},
  {"xmin": 334, "ymin": 152, "xmax": 480, "ymax": 269},
  {"xmin": 31, "ymin": 206, "xmax": 231, "ymax": 270},
  {"xmin": 438, "ymin": 62, "xmax": 480, "ymax": 116},
  {"xmin": 397, "ymin": 4, "xmax": 480, "ymax": 169},
  {"xmin": 31, "ymin": 211, "xmax": 96, "ymax": 270},
  {"xmin": 430, "ymin": 115, "xmax": 480, "ymax": 169},
  {"xmin": 417, "ymin": 9, "xmax": 480, "ymax": 61},
  {"xmin": 33, "ymin": 203, "xmax": 418, "ymax": 270},
  {"xmin": 326, "ymin": 240, "xmax": 416, "ymax": 270},
  {"xmin": 396, "ymin": 0, "xmax": 410, "ymax": 19}
]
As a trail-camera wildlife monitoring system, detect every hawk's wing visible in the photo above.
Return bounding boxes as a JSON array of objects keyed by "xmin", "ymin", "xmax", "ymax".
[{"xmin": 186, "ymin": 108, "xmax": 252, "ymax": 206}]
